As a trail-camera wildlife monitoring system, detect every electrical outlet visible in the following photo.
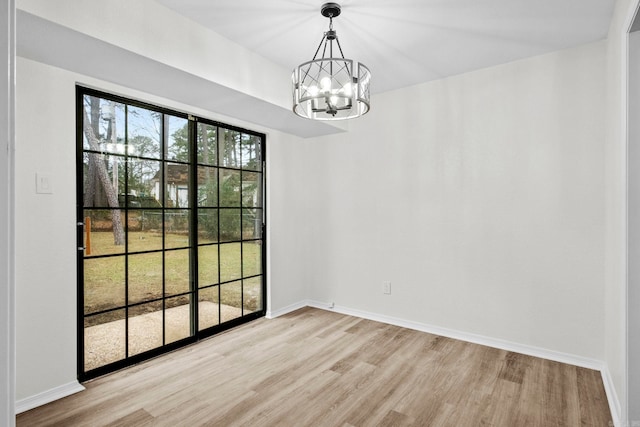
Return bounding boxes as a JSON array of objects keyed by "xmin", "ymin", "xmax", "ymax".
[{"xmin": 383, "ymin": 281, "xmax": 391, "ymax": 295}]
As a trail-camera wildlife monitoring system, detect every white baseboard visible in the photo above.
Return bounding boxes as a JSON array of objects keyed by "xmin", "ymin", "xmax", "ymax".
[
  {"xmin": 20, "ymin": 302, "xmax": 621, "ymax": 420},
  {"xmin": 16, "ymin": 381, "xmax": 85, "ymax": 414},
  {"xmin": 266, "ymin": 300, "xmax": 310, "ymax": 319},
  {"xmin": 307, "ymin": 300, "xmax": 605, "ymax": 369},
  {"xmin": 600, "ymin": 366, "xmax": 622, "ymax": 426}
]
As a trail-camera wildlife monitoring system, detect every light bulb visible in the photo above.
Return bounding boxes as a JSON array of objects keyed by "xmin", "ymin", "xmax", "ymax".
[
  {"xmin": 321, "ymin": 77, "xmax": 332, "ymax": 91},
  {"xmin": 308, "ymin": 85, "xmax": 319, "ymax": 96},
  {"xmin": 330, "ymin": 95, "xmax": 338, "ymax": 106},
  {"xmin": 343, "ymin": 83, "xmax": 352, "ymax": 97}
]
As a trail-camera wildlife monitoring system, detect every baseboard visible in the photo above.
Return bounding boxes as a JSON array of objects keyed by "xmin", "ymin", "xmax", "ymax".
[
  {"xmin": 266, "ymin": 300, "xmax": 310, "ymax": 319},
  {"xmin": 301, "ymin": 300, "xmax": 621, "ymax": 423},
  {"xmin": 600, "ymin": 366, "xmax": 622, "ymax": 426},
  {"xmin": 16, "ymin": 302, "xmax": 623, "ymax": 421},
  {"xmin": 16, "ymin": 381, "xmax": 85, "ymax": 414}
]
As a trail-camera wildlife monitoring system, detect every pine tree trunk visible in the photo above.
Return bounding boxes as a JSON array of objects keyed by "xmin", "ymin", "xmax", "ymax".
[
  {"xmin": 84, "ymin": 97, "xmax": 101, "ymax": 207},
  {"xmin": 201, "ymin": 123, "xmax": 210, "ymax": 164},
  {"xmin": 82, "ymin": 108, "xmax": 125, "ymax": 246}
]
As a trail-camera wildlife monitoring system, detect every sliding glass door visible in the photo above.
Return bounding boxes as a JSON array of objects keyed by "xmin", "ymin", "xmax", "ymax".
[{"xmin": 77, "ymin": 87, "xmax": 265, "ymax": 380}]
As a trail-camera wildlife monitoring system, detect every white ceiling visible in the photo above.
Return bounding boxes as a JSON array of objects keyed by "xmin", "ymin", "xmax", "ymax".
[
  {"xmin": 155, "ymin": 0, "xmax": 616, "ymax": 95},
  {"xmin": 17, "ymin": 1, "xmax": 616, "ymax": 138}
]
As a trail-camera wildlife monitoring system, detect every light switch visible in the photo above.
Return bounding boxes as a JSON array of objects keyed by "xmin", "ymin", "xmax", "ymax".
[
  {"xmin": 36, "ymin": 173, "xmax": 53, "ymax": 194},
  {"xmin": 383, "ymin": 281, "xmax": 391, "ymax": 295}
]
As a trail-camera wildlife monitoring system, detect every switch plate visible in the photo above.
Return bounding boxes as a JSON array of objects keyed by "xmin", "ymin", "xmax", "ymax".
[
  {"xmin": 36, "ymin": 173, "xmax": 53, "ymax": 194},
  {"xmin": 383, "ymin": 281, "xmax": 391, "ymax": 295}
]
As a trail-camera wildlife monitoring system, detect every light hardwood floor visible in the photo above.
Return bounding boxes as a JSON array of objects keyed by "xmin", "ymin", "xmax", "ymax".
[{"xmin": 17, "ymin": 307, "xmax": 612, "ymax": 426}]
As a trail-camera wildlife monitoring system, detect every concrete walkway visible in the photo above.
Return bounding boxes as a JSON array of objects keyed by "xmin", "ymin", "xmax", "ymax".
[{"xmin": 84, "ymin": 301, "xmax": 243, "ymax": 371}]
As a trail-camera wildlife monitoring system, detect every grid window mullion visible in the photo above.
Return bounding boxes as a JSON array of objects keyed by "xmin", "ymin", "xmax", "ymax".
[
  {"xmin": 79, "ymin": 88, "xmax": 265, "ymax": 381},
  {"xmin": 240, "ymin": 167, "xmax": 244, "ymax": 315},
  {"xmin": 124, "ymin": 103, "xmax": 130, "ymax": 360}
]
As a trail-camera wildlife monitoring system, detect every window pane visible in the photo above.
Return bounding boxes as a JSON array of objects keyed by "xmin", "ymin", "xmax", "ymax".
[
  {"xmin": 242, "ymin": 241, "xmax": 262, "ymax": 278},
  {"xmin": 198, "ymin": 286, "xmax": 219, "ymax": 330},
  {"xmin": 165, "ymin": 295, "xmax": 192, "ymax": 344},
  {"xmin": 219, "ymin": 209, "xmax": 241, "ymax": 242},
  {"xmin": 198, "ymin": 209, "xmax": 218, "ymax": 243},
  {"xmin": 83, "ymin": 209, "xmax": 126, "ymax": 256},
  {"xmin": 127, "ymin": 212, "xmax": 163, "ymax": 253},
  {"xmin": 83, "ymin": 153, "xmax": 125, "ymax": 208},
  {"xmin": 165, "ymin": 210, "xmax": 190, "ymax": 249},
  {"xmin": 197, "ymin": 123, "xmax": 217, "ymax": 165},
  {"xmin": 165, "ymin": 163, "xmax": 190, "ymax": 208},
  {"xmin": 197, "ymin": 166, "xmax": 217, "ymax": 207},
  {"xmin": 219, "ymin": 128, "xmax": 240, "ymax": 168},
  {"xmin": 219, "ymin": 169, "xmax": 240, "ymax": 207},
  {"xmin": 242, "ymin": 209, "xmax": 262, "ymax": 240},
  {"xmin": 220, "ymin": 280, "xmax": 242, "ymax": 323},
  {"xmin": 128, "ymin": 252, "xmax": 163, "ymax": 304},
  {"xmin": 165, "ymin": 249, "xmax": 190, "ymax": 296},
  {"xmin": 241, "ymin": 133, "xmax": 261, "ymax": 171},
  {"xmin": 243, "ymin": 277, "xmax": 262, "ymax": 314},
  {"xmin": 166, "ymin": 116, "xmax": 189, "ymax": 162},
  {"xmin": 242, "ymin": 171, "xmax": 261, "ymax": 208},
  {"xmin": 127, "ymin": 106, "xmax": 161, "ymax": 159},
  {"xmin": 127, "ymin": 159, "xmax": 162, "ymax": 207},
  {"xmin": 82, "ymin": 96, "xmax": 125, "ymax": 155},
  {"xmin": 84, "ymin": 256, "xmax": 125, "ymax": 314},
  {"xmin": 128, "ymin": 300, "xmax": 164, "ymax": 356},
  {"xmin": 220, "ymin": 243, "xmax": 241, "ymax": 282},
  {"xmin": 198, "ymin": 244, "xmax": 218, "ymax": 287},
  {"xmin": 84, "ymin": 309, "xmax": 126, "ymax": 371},
  {"xmin": 143, "ymin": 210, "xmax": 165, "ymax": 239}
]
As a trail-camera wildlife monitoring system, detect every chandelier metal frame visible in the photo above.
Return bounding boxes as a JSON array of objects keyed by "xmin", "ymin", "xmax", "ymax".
[{"xmin": 292, "ymin": 3, "xmax": 371, "ymax": 121}]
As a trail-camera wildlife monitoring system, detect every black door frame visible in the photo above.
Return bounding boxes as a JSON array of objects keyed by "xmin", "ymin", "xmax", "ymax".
[{"xmin": 76, "ymin": 86, "xmax": 267, "ymax": 381}]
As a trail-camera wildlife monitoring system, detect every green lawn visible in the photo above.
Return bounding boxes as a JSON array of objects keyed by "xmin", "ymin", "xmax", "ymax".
[{"xmin": 84, "ymin": 231, "xmax": 262, "ymax": 326}]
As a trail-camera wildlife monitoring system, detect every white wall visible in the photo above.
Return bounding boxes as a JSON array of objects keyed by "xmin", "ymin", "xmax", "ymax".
[
  {"xmin": 15, "ymin": 56, "xmax": 305, "ymax": 401},
  {"xmin": 628, "ymin": 29, "xmax": 640, "ymax": 423},
  {"xmin": 17, "ymin": 0, "xmax": 290, "ymax": 109},
  {"xmin": 1, "ymin": 1, "xmax": 16, "ymax": 425},
  {"xmin": 16, "ymin": 58, "xmax": 78, "ymax": 403},
  {"xmin": 605, "ymin": 0, "xmax": 638, "ymax": 421},
  {"xmin": 294, "ymin": 42, "xmax": 607, "ymax": 360},
  {"xmin": 267, "ymin": 146, "xmax": 312, "ymax": 313}
]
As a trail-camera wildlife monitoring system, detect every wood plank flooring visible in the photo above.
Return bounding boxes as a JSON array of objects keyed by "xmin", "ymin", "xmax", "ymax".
[{"xmin": 17, "ymin": 307, "xmax": 612, "ymax": 426}]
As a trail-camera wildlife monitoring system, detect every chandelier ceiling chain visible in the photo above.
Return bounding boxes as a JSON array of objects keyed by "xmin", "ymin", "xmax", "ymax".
[{"xmin": 292, "ymin": 2, "xmax": 371, "ymax": 121}]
